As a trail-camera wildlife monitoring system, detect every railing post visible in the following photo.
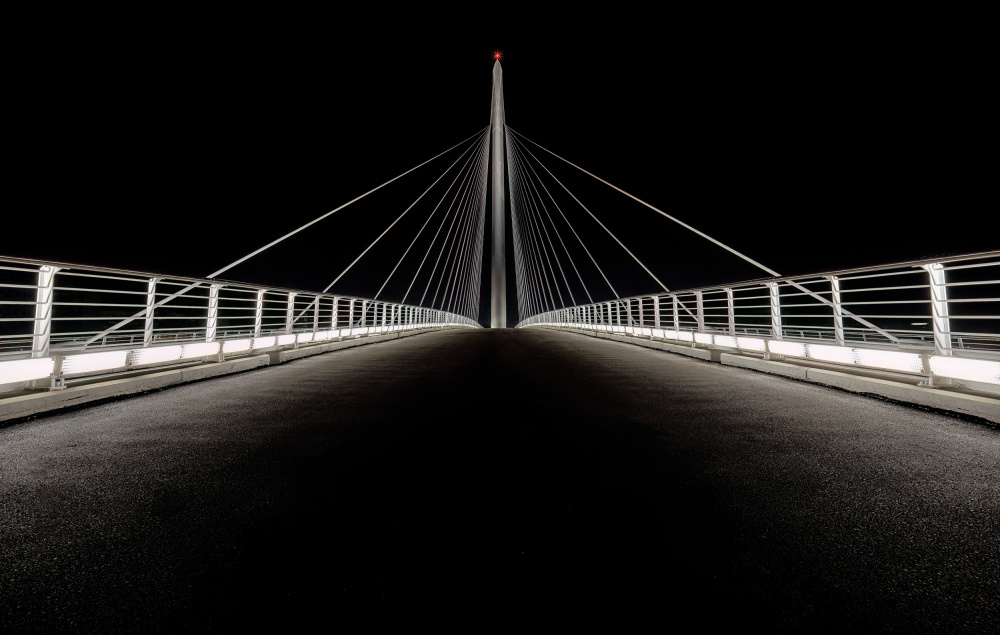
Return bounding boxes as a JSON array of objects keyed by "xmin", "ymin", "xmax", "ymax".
[
  {"xmin": 726, "ymin": 288, "xmax": 736, "ymax": 336},
  {"xmin": 349, "ymin": 299, "xmax": 356, "ymax": 328},
  {"xmin": 827, "ymin": 275, "xmax": 845, "ymax": 345},
  {"xmin": 253, "ymin": 289, "xmax": 264, "ymax": 337},
  {"xmin": 32, "ymin": 265, "xmax": 59, "ymax": 359},
  {"xmin": 694, "ymin": 291, "xmax": 705, "ymax": 333},
  {"xmin": 626, "ymin": 300, "xmax": 633, "ymax": 328},
  {"xmin": 313, "ymin": 296, "xmax": 320, "ymax": 335},
  {"xmin": 144, "ymin": 277, "xmax": 159, "ymax": 347},
  {"xmin": 285, "ymin": 292, "xmax": 296, "ymax": 335},
  {"xmin": 768, "ymin": 282, "xmax": 783, "ymax": 341},
  {"xmin": 206, "ymin": 283, "xmax": 221, "ymax": 342},
  {"xmin": 653, "ymin": 296, "xmax": 660, "ymax": 328},
  {"xmin": 922, "ymin": 263, "xmax": 952, "ymax": 357},
  {"xmin": 672, "ymin": 295, "xmax": 679, "ymax": 331},
  {"xmin": 382, "ymin": 303, "xmax": 387, "ymax": 328}
]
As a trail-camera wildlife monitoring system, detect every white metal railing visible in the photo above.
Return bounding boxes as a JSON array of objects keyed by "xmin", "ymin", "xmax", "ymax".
[
  {"xmin": 0, "ymin": 256, "xmax": 478, "ymax": 390},
  {"xmin": 517, "ymin": 251, "xmax": 1000, "ymax": 389}
]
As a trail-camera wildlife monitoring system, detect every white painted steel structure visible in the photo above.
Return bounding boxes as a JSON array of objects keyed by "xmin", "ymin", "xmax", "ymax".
[
  {"xmin": 0, "ymin": 256, "xmax": 477, "ymax": 390},
  {"xmin": 517, "ymin": 251, "xmax": 1000, "ymax": 389}
]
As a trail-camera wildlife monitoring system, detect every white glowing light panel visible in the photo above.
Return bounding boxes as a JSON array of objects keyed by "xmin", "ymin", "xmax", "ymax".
[
  {"xmin": 297, "ymin": 333, "xmax": 314, "ymax": 343},
  {"xmin": 768, "ymin": 341, "xmax": 806, "ymax": 357},
  {"xmin": 222, "ymin": 339, "xmax": 252, "ymax": 353},
  {"xmin": 737, "ymin": 337, "xmax": 766, "ymax": 352},
  {"xmin": 713, "ymin": 335, "xmax": 738, "ymax": 348},
  {"xmin": 855, "ymin": 349, "xmax": 923, "ymax": 374},
  {"xmin": 808, "ymin": 344, "xmax": 858, "ymax": 365},
  {"xmin": 131, "ymin": 345, "xmax": 183, "ymax": 365},
  {"xmin": 652, "ymin": 329, "xmax": 665, "ymax": 339},
  {"xmin": 181, "ymin": 342, "xmax": 221, "ymax": 359},
  {"xmin": 314, "ymin": 331, "xmax": 330, "ymax": 342},
  {"xmin": 930, "ymin": 356, "xmax": 1000, "ymax": 385},
  {"xmin": 676, "ymin": 331, "xmax": 694, "ymax": 342},
  {"xmin": 694, "ymin": 333, "xmax": 713, "ymax": 344},
  {"xmin": 252, "ymin": 336, "xmax": 276, "ymax": 349},
  {"xmin": 0, "ymin": 358, "xmax": 55, "ymax": 383},
  {"xmin": 276, "ymin": 334, "xmax": 296, "ymax": 346},
  {"xmin": 63, "ymin": 351, "xmax": 128, "ymax": 374}
]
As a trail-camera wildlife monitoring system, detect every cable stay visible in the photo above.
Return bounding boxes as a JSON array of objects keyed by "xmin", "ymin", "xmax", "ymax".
[
  {"xmin": 508, "ymin": 135, "xmax": 593, "ymax": 305},
  {"xmin": 506, "ymin": 127, "xmax": 899, "ymax": 341},
  {"xmin": 508, "ymin": 132, "xmax": 670, "ymax": 295},
  {"xmin": 373, "ymin": 131, "xmax": 489, "ymax": 301}
]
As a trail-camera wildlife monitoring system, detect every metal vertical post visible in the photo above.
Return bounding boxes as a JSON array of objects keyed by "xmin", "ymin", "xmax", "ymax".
[
  {"xmin": 695, "ymin": 291, "xmax": 705, "ymax": 333},
  {"xmin": 827, "ymin": 276, "xmax": 845, "ymax": 345},
  {"xmin": 626, "ymin": 301, "xmax": 633, "ymax": 328},
  {"xmin": 726, "ymin": 288, "xmax": 736, "ymax": 336},
  {"xmin": 206, "ymin": 283, "xmax": 221, "ymax": 342},
  {"xmin": 654, "ymin": 296, "xmax": 660, "ymax": 329},
  {"xmin": 285, "ymin": 292, "xmax": 296, "ymax": 334},
  {"xmin": 382, "ymin": 303, "xmax": 387, "ymax": 329},
  {"xmin": 768, "ymin": 282, "xmax": 783, "ymax": 340},
  {"xmin": 253, "ymin": 289, "xmax": 264, "ymax": 337},
  {"xmin": 349, "ymin": 299, "xmax": 355, "ymax": 329},
  {"xmin": 313, "ymin": 297, "xmax": 320, "ymax": 334},
  {"xmin": 672, "ymin": 295, "xmax": 679, "ymax": 331},
  {"xmin": 143, "ymin": 277, "xmax": 158, "ymax": 347},
  {"xmin": 923, "ymin": 263, "xmax": 952, "ymax": 357},
  {"xmin": 490, "ymin": 60, "xmax": 507, "ymax": 328},
  {"xmin": 32, "ymin": 265, "xmax": 58, "ymax": 358}
]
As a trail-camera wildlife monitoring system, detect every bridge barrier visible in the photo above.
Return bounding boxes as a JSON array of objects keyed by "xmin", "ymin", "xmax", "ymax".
[
  {"xmin": 517, "ymin": 251, "xmax": 1000, "ymax": 394},
  {"xmin": 0, "ymin": 256, "xmax": 478, "ymax": 393},
  {"xmin": 519, "ymin": 251, "xmax": 1000, "ymax": 422}
]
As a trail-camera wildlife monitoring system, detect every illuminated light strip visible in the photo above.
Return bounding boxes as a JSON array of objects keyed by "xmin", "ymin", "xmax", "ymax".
[
  {"xmin": 314, "ymin": 331, "xmax": 331, "ymax": 342},
  {"xmin": 181, "ymin": 342, "xmax": 221, "ymax": 359},
  {"xmin": 737, "ymin": 337, "xmax": 766, "ymax": 352},
  {"xmin": 0, "ymin": 358, "xmax": 55, "ymax": 383},
  {"xmin": 222, "ymin": 339, "xmax": 252, "ymax": 353},
  {"xmin": 930, "ymin": 357, "xmax": 1000, "ymax": 385},
  {"xmin": 768, "ymin": 341, "xmax": 806, "ymax": 357},
  {"xmin": 694, "ymin": 333, "xmax": 712, "ymax": 344},
  {"xmin": 131, "ymin": 345, "xmax": 183, "ymax": 365},
  {"xmin": 63, "ymin": 351, "xmax": 128, "ymax": 374},
  {"xmin": 297, "ymin": 333, "xmax": 314, "ymax": 343},
  {"xmin": 676, "ymin": 331, "xmax": 694, "ymax": 342},
  {"xmin": 252, "ymin": 336, "xmax": 276, "ymax": 349},
  {"xmin": 652, "ymin": 328, "xmax": 665, "ymax": 339},
  {"xmin": 276, "ymin": 334, "xmax": 296, "ymax": 346},
  {"xmin": 808, "ymin": 344, "xmax": 859, "ymax": 365},
  {"xmin": 713, "ymin": 335, "xmax": 738, "ymax": 348},
  {"xmin": 855, "ymin": 349, "xmax": 923, "ymax": 374}
]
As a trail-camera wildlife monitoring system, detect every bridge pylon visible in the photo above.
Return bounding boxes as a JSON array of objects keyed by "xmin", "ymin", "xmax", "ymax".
[{"xmin": 489, "ymin": 60, "xmax": 506, "ymax": 328}]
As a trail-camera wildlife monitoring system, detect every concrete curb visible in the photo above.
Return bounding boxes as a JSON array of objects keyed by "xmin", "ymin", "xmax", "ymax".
[
  {"xmin": 547, "ymin": 327, "xmax": 1000, "ymax": 424},
  {"xmin": 0, "ymin": 354, "xmax": 270, "ymax": 423},
  {"xmin": 0, "ymin": 328, "xmax": 454, "ymax": 424}
]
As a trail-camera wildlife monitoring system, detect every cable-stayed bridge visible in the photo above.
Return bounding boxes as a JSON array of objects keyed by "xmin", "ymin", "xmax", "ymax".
[{"xmin": 1, "ymin": 60, "xmax": 998, "ymax": 633}]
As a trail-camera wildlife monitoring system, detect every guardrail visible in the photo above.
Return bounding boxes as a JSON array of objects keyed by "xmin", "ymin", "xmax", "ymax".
[
  {"xmin": 517, "ymin": 251, "xmax": 1000, "ymax": 389},
  {"xmin": 0, "ymin": 256, "xmax": 478, "ymax": 390}
]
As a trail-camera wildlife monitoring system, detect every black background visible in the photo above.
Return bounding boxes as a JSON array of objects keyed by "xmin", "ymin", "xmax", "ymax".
[{"xmin": 5, "ymin": 9, "xmax": 994, "ymax": 326}]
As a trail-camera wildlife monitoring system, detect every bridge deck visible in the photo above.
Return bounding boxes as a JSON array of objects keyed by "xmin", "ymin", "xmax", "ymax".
[{"xmin": 1, "ymin": 329, "xmax": 997, "ymax": 632}]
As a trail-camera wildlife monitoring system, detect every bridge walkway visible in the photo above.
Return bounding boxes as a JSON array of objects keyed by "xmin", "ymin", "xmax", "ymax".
[{"xmin": 1, "ymin": 329, "xmax": 997, "ymax": 632}]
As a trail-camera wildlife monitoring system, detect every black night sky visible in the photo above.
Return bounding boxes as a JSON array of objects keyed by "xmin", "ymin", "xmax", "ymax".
[{"xmin": 6, "ymin": 12, "xmax": 994, "ymax": 326}]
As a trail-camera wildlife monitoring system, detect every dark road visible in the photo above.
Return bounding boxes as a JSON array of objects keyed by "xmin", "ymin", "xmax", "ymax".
[{"xmin": 1, "ymin": 329, "xmax": 998, "ymax": 633}]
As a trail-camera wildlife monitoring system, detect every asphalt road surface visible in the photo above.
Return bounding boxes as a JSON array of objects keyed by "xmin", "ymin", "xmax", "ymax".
[{"xmin": 1, "ymin": 329, "xmax": 998, "ymax": 633}]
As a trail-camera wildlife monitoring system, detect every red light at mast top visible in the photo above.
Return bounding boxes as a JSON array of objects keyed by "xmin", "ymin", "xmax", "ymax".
[{"xmin": 493, "ymin": 50, "xmax": 503, "ymax": 61}]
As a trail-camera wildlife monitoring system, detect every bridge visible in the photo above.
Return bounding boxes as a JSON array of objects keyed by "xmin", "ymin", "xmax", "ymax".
[{"xmin": 2, "ymin": 58, "xmax": 999, "ymax": 633}]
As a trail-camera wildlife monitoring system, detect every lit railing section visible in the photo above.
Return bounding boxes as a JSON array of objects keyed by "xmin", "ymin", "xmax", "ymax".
[
  {"xmin": 0, "ymin": 256, "xmax": 479, "ymax": 389},
  {"xmin": 517, "ymin": 252, "xmax": 1000, "ymax": 388}
]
